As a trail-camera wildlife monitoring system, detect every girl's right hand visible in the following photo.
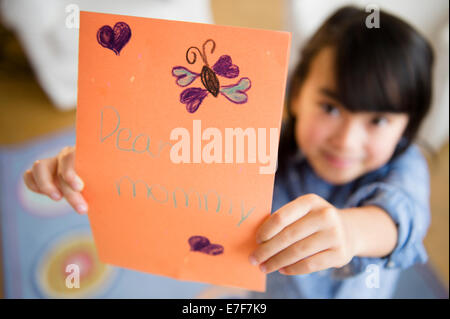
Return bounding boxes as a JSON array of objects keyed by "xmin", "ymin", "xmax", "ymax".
[{"xmin": 22, "ymin": 146, "xmax": 88, "ymax": 214}]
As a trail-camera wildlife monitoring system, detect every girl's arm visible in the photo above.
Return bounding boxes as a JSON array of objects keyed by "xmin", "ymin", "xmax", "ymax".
[{"xmin": 341, "ymin": 206, "xmax": 398, "ymax": 258}]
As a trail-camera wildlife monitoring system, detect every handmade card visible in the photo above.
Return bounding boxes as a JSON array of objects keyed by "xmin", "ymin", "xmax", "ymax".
[{"xmin": 75, "ymin": 11, "xmax": 291, "ymax": 292}]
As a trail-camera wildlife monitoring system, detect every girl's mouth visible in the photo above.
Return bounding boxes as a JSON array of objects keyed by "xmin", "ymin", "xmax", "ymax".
[{"xmin": 322, "ymin": 150, "xmax": 357, "ymax": 169}]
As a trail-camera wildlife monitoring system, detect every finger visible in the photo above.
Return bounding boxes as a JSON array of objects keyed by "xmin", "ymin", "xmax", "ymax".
[
  {"xmin": 279, "ymin": 249, "xmax": 340, "ymax": 276},
  {"xmin": 250, "ymin": 208, "xmax": 328, "ymax": 265},
  {"xmin": 31, "ymin": 158, "xmax": 62, "ymax": 200},
  {"xmin": 55, "ymin": 174, "xmax": 88, "ymax": 214},
  {"xmin": 23, "ymin": 169, "xmax": 43, "ymax": 194},
  {"xmin": 256, "ymin": 194, "xmax": 328, "ymax": 244},
  {"xmin": 259, "ymin": 230, "xmax": 333, "ymax": 274},
  {"xmin": 57, "ymin": 146, "xmax": 84, "ymax": 192}
]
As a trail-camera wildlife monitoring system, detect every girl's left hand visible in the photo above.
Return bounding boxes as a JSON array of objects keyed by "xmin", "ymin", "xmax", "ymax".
[{"xmin": 249, "ymin": 194, "xmax": 357, "ymax": 275}]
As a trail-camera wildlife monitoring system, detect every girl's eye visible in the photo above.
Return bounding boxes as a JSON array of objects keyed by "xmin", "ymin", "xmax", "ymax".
[
  {"xmin": 371, "ymin": 116, "xmax": 389, "ymax": 126},
  {"xmin": 320, "ymin": 103, "xmax": 340, "ymax": 116}
]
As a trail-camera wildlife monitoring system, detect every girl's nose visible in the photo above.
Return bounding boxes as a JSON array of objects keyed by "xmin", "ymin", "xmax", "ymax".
[{"xmin": 330, "ymin": 120, "xmax": 364, "ymax": 151}]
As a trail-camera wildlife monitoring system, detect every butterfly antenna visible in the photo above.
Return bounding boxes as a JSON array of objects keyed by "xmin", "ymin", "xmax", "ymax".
[
  {"xmin": 186, "ymin": 46, "xmax": 205, "ymax": 65},
  {"xmin": 202, "ymin": 39, "xmax": 215, "ymax": 67}
]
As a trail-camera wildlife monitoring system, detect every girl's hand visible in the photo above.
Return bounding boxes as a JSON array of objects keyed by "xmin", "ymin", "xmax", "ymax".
[
  {"xmin": 249, "ymin": 194, "xmax": 357, "ymax": 275},
  {"xmin": 22, "ymin": 146, "xmax": 88, "ymax": 215}
]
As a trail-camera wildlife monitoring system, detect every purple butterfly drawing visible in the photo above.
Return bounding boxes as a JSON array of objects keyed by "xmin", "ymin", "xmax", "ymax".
[
  {"xmin": 188, "ymin": 235, "xmax": 224, "ymax": 256},
  {"xmin": 172, "ymin": 39, "xmax": 251, "ymax": 113}
]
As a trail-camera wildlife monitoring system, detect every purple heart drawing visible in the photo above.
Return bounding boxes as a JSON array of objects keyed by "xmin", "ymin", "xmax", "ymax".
[
  {"xmin": 180, "ymin": 88, "xmax": 208, "ymax": 113},
  {"xmin": 188, "ymin": 235, "xmax": 224, "ymax": 256},
  {"xmin": 212, "ymin": 55, "xmax": 239, "ymax": 78},
  {"xmin": 97, "ymin": 22, "xmax": 131, "ymax": 55}
]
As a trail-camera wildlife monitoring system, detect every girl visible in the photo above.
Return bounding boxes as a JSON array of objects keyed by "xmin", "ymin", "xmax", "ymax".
[{"xmin": 23, "ymin": 6, "xmax": 434, "ymax": 298}]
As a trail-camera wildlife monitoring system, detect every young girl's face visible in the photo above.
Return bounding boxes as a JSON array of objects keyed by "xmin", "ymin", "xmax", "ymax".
[{"xmin": 291, "ymin": 47, "xmax": 409, "ymax": 185}]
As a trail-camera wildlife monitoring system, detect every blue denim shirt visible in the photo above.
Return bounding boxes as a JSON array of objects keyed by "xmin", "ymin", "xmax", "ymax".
[{"xmin": 249, "ymin": 143, "xmax": 431, "ymax": 299}]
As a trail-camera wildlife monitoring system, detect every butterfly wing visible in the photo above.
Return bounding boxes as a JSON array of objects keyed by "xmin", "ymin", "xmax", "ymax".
[
  {"xmin": 180, "ymin": 87, "xmax": 209, "ymax": 113},
  {"xmin": 219, "ymin": 77, "xmax": 251, "ymax": 104},
  {"xmin": 172, "ymin": 66, "xmax": 200, "ymax": 87},
  {"xmin": 212, "ymin": 55, "xmax": 239, "ymax": 78}
]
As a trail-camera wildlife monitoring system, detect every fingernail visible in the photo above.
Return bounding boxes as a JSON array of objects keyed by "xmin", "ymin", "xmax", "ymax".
[
  {"xmin": 76, "ymin": 204, "xmax": 87, "ymax": 214},
  {"xmin": 72, "ymin": 175, "xmax": 84, "ymax": 192},
  {"xmin": 50, "ymin": 192, "xmax": 61, "ymax": 200},
  {"xmin": 249, "ymin": 255, "xmax": 258, "ymax": 266},
  {"xmin": 259, "ymin": 264, "xmax": 267, "ymax": 273}
]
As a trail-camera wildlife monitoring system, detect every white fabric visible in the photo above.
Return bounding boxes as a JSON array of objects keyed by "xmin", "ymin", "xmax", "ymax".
[{"xmin": 0, "ymin": 0, "xmax": 213, "ymax": 110}]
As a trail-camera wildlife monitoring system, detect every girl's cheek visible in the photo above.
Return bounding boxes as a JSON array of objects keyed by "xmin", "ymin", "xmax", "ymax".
[
  {"xmin": 297, "ymin": 115, "xmax": 331, "ymax": 152},
  {"xmin": 365, "ymin": 134, "xmax": 399, "ymax": 169},
  {"xmin": 366, "ymin": 115, "xmax": 409, "ymax": 167}
]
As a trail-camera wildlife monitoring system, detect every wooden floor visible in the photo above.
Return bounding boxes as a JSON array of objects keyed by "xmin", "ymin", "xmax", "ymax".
[
  {"xmin": 424, "ymin": 143, "xmax": 449, "ymax": 286},
  {"xmin": 0, "ymin": 0, "xmax": 447, "ymax": 297}
]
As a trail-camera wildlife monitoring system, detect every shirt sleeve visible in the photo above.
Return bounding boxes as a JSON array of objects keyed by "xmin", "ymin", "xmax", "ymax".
[{"xmin": 342, "ymin": 145, "xmax": 431, "ymax": 276}]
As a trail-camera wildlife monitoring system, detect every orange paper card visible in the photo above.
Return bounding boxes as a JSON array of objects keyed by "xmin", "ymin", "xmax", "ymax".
[{"xmin": 75, "ymin": 11, "xmax": 291, "ymax": 292}]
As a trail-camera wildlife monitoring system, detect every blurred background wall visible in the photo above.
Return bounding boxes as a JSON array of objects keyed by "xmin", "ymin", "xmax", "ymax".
[{"xmin": 0, "ymin": 0, "xmax": 448, "ymax": 298}]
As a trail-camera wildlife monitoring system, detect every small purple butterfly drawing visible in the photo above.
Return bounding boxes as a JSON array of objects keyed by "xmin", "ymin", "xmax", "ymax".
[
  {"xmin": 188, "ymin": 235, "xmax": 224, "ymax": 256},
  {"xmin": 172, "ymin": 39, "xmax": 251, "ymax": 113}
]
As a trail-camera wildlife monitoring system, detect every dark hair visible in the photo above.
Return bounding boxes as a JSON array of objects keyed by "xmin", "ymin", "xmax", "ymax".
[{"xmin": 278, "ymin": 6, "xmax": 434, "ymax": 171}]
